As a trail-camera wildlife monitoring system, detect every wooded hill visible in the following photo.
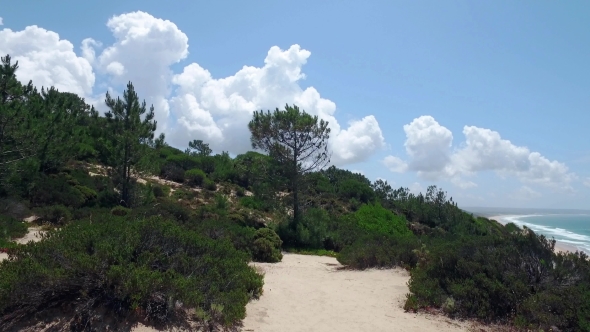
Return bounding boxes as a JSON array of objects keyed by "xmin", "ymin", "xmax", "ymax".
[{"xmin": 1, "ymin": 54, "xmax": 589, "ymax": 331}]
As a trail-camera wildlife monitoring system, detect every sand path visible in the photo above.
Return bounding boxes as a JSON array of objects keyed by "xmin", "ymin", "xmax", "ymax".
[
  {"xmin": 0, "ymin": 226, "xmax": 46, "ymax": 262},
  {"xmin": 241, "ymin": 254, "xmax": 469, "ymax": 332}
]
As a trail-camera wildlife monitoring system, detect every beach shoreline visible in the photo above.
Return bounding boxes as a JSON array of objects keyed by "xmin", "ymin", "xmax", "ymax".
[{"xmin": 488, "ymin": 215, "xmax": 581, "ymax": 254}]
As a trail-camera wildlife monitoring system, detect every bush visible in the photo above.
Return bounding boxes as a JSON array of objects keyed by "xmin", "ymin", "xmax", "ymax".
[
  {"xmin": 185, "ymin": 168, "xmax": 206, "ymax": 186},
  {"xmin": 227, "ymin": 208, "xmax": 266, "ymax": 229},
  {"xmin": 239, "ymin": 196, "xmax": 260, "ymax": 210},
  {"xmin": 252, "ymin": 228, "xmax": 283, "ymax": 263},
  {"xmin": 35, "ymin": 205, "xmax": 72, "ymax": 225},
  {"xmin": 204, "ymin": 179, "xmax": 217, "ymax": 191},
  {"xmin": 110, "ymin": 205, "xmax": 131, "ymax": 216},
  {"xmin": 29, "ymin": 174, "xmax": 87, "ymax": 208},
  {"xmin": 152, "ymin": 185, "xmax": 168, "ymax": 198},
  {"xmin": 347, "ymin": 203, "xmax": 412, "ymax": 237},
  {"xmin": 159, "ymin": 162, "xmax": 185, "ymax": 183},
  {"xmin": 277, "ymin": 208, "xmax": 330, "ymax": 249},
  {"xmin": 337, "ymin": 234, "xmax": 419, "ymax": 269},
  {"xmin": 0, "ymin": 217, "xmax": 264, "ymax": 331},
  {"xmin": 0, "ymin": 215, "xmax": 28, "ymax": 248}
]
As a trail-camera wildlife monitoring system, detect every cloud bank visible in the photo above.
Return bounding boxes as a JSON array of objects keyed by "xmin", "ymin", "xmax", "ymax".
[
  {"xmin": 0, "ymin": 11, "xmax": 385, "ymax": 166},
  {"xmin": 384, "ymin": 115, "xmax": 577, "ymax": 191}
]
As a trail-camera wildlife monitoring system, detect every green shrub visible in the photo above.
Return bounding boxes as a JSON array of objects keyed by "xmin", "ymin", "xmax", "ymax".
[
  {"xmin": 0, "ymin": 217, "xmax": 264, "ymax": 330},
  {"xmin": 227, "ymin": 209, "xmax": 266, "ymax": 229},
  {"xmin": 29, "ymin": 174, "xmax": 87, "ymax": 208},
  {"xmin": 152, "ymin": 184, "xmax": 168, "ymax": 198},
  {"xmin": 185, "ymin": 168, "xmax": 206, "ymax": 186},
  {"xmin": 252, "ymin": 228, "xmax": 283, "ymax": 263},
  {"xmin": 35, "ymin": 205, "xmax": 72, "ymax": 225},
  {"xmin": 160, "ymin": 162, "xmax": 185, "ymax": 183},
  {"xmin": 277, "ymin": 208, "xmax": 330, "ymax": 249},
  {"xmin": 337, "ymin": 234, "xmax": 419, "ymax": 269},
  {"xmin": 236, "ymin": 187, "xmax": 245, "ymax": 197},
  {"xmin": 350, "ymin": 203, "xmax": 411, "ymax": 237},
  {"xmin": 111, "ymin": 205, "xmax": 131, "ymax": 216},
  {"xmin": 204, "ymin": 179, "xmax": 217, "ymax": 191},
  {"xmin": 239, "ymin": 196, "xmax": 261, "ymax": 210},
  {"xmin": 0, "ymin": 215, "xmax": 28, "ymax": 248}
]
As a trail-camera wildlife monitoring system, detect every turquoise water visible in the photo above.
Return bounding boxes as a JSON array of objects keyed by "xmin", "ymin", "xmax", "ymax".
[{"xmin": 497, "ymin": 214, "xmax": 590, "ymax": 254}]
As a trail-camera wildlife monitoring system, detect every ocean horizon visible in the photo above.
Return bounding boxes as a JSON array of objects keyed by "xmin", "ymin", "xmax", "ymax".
[{"xmin": 464, "ymin": 207, "xmax": 590, "ymax": 254}]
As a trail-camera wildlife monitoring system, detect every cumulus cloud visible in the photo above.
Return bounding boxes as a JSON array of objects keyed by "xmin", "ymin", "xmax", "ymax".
[
  {"xmin": 93, "ymin": 11, "xmax": 190, "ymax": 132},
  {"xmin": 584, "ymin": 177, "xmax": 590, "ymax": 188},
  {"xmin": 0, "ymin": 25, "xmax": 95, "ymax": 97},
  {"xmin": 383, "ymin": 156, "xmax": 407, "ymax": 173},
  {"xmin": 0, "ymin": 17, "xmax": 3, "ymax": 25},
  {"xmin": 384, "ymin": 115, "xmax": 576, "ymax": 191},
  {"xmin": 169, "ymin": 43, "xmax": 385, "ymax": 165},
  {"xmin": 1, "ymin": 11, "xmax": 384, "ymax": 166}
]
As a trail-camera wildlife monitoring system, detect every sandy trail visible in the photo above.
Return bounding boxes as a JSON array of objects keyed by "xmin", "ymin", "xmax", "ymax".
[{"xmin": 241, "ymin": 254, "xmax": 469, "ymax": 332}]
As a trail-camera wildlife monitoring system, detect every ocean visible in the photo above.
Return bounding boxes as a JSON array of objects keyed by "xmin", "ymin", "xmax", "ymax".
[{"xmin": 463, "ymin": 207, "xmax": 590, "ymax": 254}]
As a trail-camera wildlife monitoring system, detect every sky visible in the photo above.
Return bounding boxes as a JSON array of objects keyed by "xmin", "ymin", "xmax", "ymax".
[{"xmin": 1, "ymin": 1, "xmax": 589, "ymax": 210}]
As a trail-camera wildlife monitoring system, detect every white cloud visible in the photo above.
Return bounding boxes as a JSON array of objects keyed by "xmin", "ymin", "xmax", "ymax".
[
  {"xmin": 169, "ymin": 43, "xmax": 385, "ymax": 165},
  {"xmin": 509, "ymin": 186, "xmax": 542, "ymax": 201},
  {"xmin": 383, "ymin": 155, "xmax": 408, "ymax": 173},
  {"xmin": 94, "ymin": 11, "xmax": 190, "ymax": 132},
  {"xmin": 409, "ymin": 182, "xmax": 423, "ymax": 195},
  {"xmin": 584, "ymin": 177, "xmax": 590, "ymax": 188},
  {"xmin": 0, "ymin": 25, "xmax": 95, "ymax": 97},
  {"xmin": 403, "ymin": 116, "xmax": 453, "ymax": 176},
  {"xmin": 80, "ymin": 38, "xmax": 101, "ymax": 65},
  {"xmin": 2, "ymin": 11, "xmax": 385, "ymax": 166},
  {"xmin": 384, "ymin": 115, "xmax": 576, "ymax": 191},
  {"xmin": 0, "ymin": 17, "xmax": 3, "ymax": 25}
]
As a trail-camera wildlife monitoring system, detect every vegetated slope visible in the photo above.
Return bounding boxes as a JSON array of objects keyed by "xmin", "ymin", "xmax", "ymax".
[{"xmin": 1, "ymin": 53, "xmax": 589, "ymax": 331}]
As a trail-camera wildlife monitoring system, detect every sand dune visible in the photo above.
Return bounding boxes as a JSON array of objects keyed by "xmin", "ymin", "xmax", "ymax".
[{"xmin": 241, "ymin": 254, "xmax": 469, "ymax": 332}]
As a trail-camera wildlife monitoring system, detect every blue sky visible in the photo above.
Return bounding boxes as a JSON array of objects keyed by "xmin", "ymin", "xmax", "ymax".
[{"xmin": 2, "ymin": 1, "xmax": 589, "ymax": 209}]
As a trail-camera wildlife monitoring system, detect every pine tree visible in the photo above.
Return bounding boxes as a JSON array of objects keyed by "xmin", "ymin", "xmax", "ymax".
[
  {"xmin": 104, "ymin": 82, "xmax": 157, "ymax": 207},
  {"xmin": 248, "ymin": 104, "xmax": 331, "ymax": 223}
]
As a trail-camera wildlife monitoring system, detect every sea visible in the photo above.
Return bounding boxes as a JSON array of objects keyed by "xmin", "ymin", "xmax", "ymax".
[{"xmin": 464, "ymin": 207, "xmax": 590, "ymax": 254}]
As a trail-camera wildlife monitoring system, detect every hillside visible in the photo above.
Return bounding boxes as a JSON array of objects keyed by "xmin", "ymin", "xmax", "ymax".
[{"xmin": 1, "ymin": 55, "xmax": 590, "ymax": 331}]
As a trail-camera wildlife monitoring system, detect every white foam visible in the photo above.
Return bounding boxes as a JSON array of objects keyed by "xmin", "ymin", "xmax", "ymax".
[{"xmin": 497, "ymin": 215, "xmax": 590, "ymax": 254}]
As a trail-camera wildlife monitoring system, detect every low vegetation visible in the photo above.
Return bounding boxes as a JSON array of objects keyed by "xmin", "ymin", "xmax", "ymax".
[{"xmin": 1, "ymin": 53, "xmax": 589, "ymax": 331}]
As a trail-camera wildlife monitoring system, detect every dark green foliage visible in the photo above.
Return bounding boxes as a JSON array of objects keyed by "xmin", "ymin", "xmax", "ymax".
[
  {"xmin": 152, "ymin": 184, "xmax": 167, "ymax": 198},
  {"xmin": 184, "ymin": 168, "xmax": 206, "ymax": 186},
  {"xmin": 0, "ymin": 217, "xmax": 263, "ymax": 330},
  {"xmin": 278, "ymin": 208, "xmax": 330, "ymax": 249},
  {"xmin": 186, "ymin": 139, "xmax": 212, "ymax": 157},
  {"xmin": 34, "ymin": 204, "xmax": 72, "ymax": 225},
  {"xmin": 104, "ymin": 82, "xmax": 157, "ymax": 207},
  {"xmin": 227, "ymin": 208, "xmax": 266, "ymax": 229},
  {"xmin": 240, "ymin": 196, "xmax": 261, "ymax": 210},
  {"xmin": 29, "ymin": 173, "xmax": 87, "ymax": 208},
  {"xmin": 110, "ymin": 206, "xmax": 131, "ymax": 216},
  {"xmin": 249, "ymin": 104, "xmax": 331, "ymax": 223},
  {"xmin": 252, "ymin": 228, "xmax": 283, "ymax": 263},
  {"xmin": 184, "ymin": 168, "xmax": 207, "ymax": 186},
  {"xmin": 204, "ymin": 179, "xmax": 217, "ymax": 191},
  {"xmin": 0, "ymin": 215, "xmax": 28, "ymax": 248},
  {"xmin": 338, "ymin": 234, "xmax": 419, "ymax": 269}
]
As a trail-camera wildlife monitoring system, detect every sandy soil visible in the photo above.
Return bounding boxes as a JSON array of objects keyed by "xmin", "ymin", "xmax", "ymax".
[{"xmin": 240, "ymin": 254, "xmax": 470, "ymax": 332}]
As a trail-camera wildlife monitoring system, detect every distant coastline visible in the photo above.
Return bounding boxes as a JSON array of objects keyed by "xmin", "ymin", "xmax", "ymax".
[
  {"xmin": 464, "ymin": 206, "xmax": 590, "ymax": 255},
  {"xmin": 487, "ymin": 215, "xmax": 580, "ymax": 254}
]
